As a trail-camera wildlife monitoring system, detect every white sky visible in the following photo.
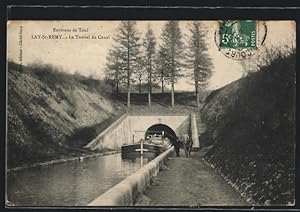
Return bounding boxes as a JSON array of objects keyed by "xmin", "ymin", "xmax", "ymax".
[{"xmin": 7, "ymin": 20, "xmax": 295, "ymax": 91}]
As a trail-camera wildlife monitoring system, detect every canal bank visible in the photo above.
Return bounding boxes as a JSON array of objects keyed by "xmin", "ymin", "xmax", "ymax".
[
  {"xmin": 7, "ymin": 110, "xmax": 199, "ymax": 207},
  {"xmin": 7, "ymin": 150, "xmax": 120, "ymax": 173},
  {"xmin": 7, "ymin": 152, "xmax": 155, "ymax": 206},
  {"xmin": 137, "ymin": 147, "xmax": 248, "ymax": 206},
  {"xmin": 88, "ymin": 147, "xmax": 175, "ymax": 206}
]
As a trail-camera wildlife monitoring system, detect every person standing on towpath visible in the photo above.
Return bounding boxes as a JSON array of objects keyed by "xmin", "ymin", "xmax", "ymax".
[
  {"xmin": 171, "ymin": 137, "xmax": 182, "ymax": 157},
  {"xmin": 182, "ymin": 134, "xmax": 193, "ymax": 157}
]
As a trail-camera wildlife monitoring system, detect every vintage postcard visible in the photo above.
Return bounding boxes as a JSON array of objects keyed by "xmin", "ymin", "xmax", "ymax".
[{"xmin": 6, "ymin": 19, "xmax": 295, "ymax": 207}]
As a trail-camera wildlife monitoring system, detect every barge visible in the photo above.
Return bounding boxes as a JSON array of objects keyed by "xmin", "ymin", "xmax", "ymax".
[{"xmin": 121, "ymin": 134, "xmax": 171, "ymax": 159}]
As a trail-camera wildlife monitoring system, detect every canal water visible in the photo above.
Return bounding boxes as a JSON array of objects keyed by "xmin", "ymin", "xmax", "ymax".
[{"xmin": 7, "ymin": 153, "xmax": 154, "ymax": 206}]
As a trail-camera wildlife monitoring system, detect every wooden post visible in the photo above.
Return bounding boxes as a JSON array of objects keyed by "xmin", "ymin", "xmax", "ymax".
[
  {"xmin": 191, "ymin": 113, "xmax": 200, "ymax": 149},
  {"xmin": 140, "ymin": 139, "xmax": 143, "ymax": 156},
  {"xmin": 136, "ymin": 139, "xmax": 148, "ymax": 157}
]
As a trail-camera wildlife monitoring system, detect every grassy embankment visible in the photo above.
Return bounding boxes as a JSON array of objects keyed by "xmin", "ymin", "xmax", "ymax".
[
  {"xmin": 7, "ymin": 62, "xmax": 126, "ymax": 168},
  {"xmin": 116, "ymin": 92, "xmax": 209, "ymax": 115},
  {"xmin": 201, "ymin": 53, "xmax": 295, "ymax": 205}
]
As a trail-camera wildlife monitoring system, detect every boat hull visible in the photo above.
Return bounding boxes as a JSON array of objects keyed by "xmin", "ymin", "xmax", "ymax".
[{"xmin": 121, "ymin": 143, "xmax": 165, "ymax": 159}]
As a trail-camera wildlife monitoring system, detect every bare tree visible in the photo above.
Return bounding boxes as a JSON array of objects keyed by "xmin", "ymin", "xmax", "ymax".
[{"xmin": 240, "ymin": 40, "xmax": 296, "ymax": 76}]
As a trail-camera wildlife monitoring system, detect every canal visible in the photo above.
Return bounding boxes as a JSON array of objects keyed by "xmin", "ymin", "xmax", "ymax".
[{"xmin": 7, "ymin": 153, "xmax": 154, "ymax": 206}]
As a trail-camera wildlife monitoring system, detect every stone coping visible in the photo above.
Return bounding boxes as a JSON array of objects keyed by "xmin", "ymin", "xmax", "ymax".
[{"xmin": 88, "ymin": 147, "xmax": 174, "ymax": 206}]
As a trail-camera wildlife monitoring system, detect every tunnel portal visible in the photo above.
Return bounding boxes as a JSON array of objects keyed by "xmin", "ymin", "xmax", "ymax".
[{"xmin": 145, "ymin": 124, "xmax": 177, "ymax": 143}]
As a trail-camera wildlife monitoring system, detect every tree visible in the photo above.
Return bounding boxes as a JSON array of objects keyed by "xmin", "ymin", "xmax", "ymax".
[
  {"xmin": 186, "ymin": 21, "xmax": 213, "ymax": 107},
  {"xmin": 142, "ymin": 24, "xmax": 156, "ymax": 107},
  {"xmin": 104, "ymin": 48, "xmax": 126, "ymax": 93},
  {"xmin": 240, "ymin": 44, "xmax": 296, "ymax": 76},
  {"xmin": 113, "ymin": 21, "xmax": 141, "ymax": 107},
  {"xmin": 159, "ymin": 21, "xmax": 185, "ymax": 107},
  {"xmin": 154, "ymin": 46, "xmax": 172, "ymax": 94},
  {"xmin": 134, "ymin": 56, "xmax": 146, "ymax": 93}
]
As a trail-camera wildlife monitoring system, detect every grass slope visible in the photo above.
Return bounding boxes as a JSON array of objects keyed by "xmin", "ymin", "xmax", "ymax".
[
  {"xmin": 201, "ymin": 54, "xmax": 295, "ymax": 205},
  {"xmin": 7, "ymin": 62, "xmax": 126, "ymax": 168}
]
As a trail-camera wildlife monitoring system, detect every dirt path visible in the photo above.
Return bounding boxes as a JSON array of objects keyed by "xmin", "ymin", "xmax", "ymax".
[{"xmin": 141, "ymin": 148, "xmax": 247, "ymax": 207}]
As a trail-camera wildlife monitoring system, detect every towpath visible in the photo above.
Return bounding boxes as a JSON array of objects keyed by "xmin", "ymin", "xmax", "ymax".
[{"xmin": 140, "ymin": 147, "xmax": 247, "ymax": 206}]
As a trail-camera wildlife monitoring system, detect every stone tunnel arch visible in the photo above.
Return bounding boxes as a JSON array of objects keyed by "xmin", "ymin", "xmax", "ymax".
[{"xmin": 145, "ymin": 124, "xmax": 177, "ymax": 143}]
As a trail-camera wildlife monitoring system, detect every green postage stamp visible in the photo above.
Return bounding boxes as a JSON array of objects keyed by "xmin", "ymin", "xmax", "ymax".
[
  {"xmin": 215, "ymin": 20, "xmax": 267, "ymax": 60},
  {"xmin": 219, "ymin": 20, "xmax": 257, "ymax": 48}
]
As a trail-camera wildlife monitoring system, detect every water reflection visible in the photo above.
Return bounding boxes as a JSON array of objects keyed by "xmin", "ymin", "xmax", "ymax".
[{"xmin": 7, "ymin": 153, "xmax": 154, "ymax": 206}]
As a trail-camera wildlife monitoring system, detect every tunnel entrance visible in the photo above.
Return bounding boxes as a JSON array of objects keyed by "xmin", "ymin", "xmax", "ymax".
[{"xmin": 145, "ymin": 124, "xmax": 177, "ymax": 143}]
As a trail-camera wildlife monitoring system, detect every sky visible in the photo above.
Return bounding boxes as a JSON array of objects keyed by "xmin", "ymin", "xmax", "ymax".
[{"xmin": 7, "ymin": 20, "xmax": 295, "ymax": 91}]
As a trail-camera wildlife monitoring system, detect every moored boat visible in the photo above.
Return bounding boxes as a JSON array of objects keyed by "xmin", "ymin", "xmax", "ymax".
[
  {"xmin": 121, "ymin": 143, "xmax": 165, "ymax": 159},
  {"xmin": 121, "ymin": 135, "xmax": 171, "ymax": 159}
]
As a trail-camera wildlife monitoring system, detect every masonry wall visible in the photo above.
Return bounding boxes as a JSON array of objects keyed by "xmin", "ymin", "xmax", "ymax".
[
  {"xmin": 129, "ymin": 115, "xmax": 190, "ymax": 142},
  {"xmin": 88, "ymin": 147, "xmax": 175, "ymax": 206},
  {"xmin": 85, "ymin": 114, "xmax": 191, "ymax": 151},
  {"xmin": 84, "ymin": 114, "xmax": 131, "ymax": 151}
]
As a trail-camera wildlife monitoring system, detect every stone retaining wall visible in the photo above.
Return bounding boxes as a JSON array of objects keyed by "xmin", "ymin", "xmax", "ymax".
[
  {"xmin": 88, "ymin": 147, "xmax": 174, "ymax": 206},
  {"xmin": 84, "ymin": 114, "xmax": 131, "ymax": 151}
]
